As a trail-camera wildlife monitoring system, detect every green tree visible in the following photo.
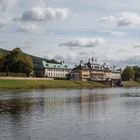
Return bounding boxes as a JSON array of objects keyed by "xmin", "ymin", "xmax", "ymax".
[
  {"xmin": 0, "ymin": 52, "xmax": 5, "ymax": 72},
  {"xmin": 121, "ymin": 66, "xmax": 135, "ymax": 81},
  {"xmin": 21, "ymin": 55, "xmax": 34, "ymax": 76},
  {"xmin": 133, "ymin": 66, "xmax": 140, "ymax": 81},
  {"xmin": 11, "ymin": 47, "xmax": 22, "ymax": 57},
  {"xmin": 4, "ymin": 48, "xmax": 34, "ymax": 76}
]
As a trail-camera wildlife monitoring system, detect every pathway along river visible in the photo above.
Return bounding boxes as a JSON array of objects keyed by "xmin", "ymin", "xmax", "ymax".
[{"xmin": 0, "ymin": 87, "xmax": 140, "ymax": 140}]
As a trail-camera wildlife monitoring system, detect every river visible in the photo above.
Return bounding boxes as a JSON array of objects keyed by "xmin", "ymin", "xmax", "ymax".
[{"xmin": 0, "ymin": 87, "xmax": 140, "ymax": 140}]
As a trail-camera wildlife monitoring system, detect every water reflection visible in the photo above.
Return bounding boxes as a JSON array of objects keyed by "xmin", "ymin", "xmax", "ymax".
[
  {"xmin": 0, "ymin": 88, "xmax": 140, "ymax": 140},
  {"xmin": 0, "ymin": 92, "xmax": 117, "ymax": 116}
]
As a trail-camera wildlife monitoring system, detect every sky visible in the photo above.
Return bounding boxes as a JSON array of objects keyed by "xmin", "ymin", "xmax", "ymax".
[{"xmin": 0, "ymin": 0, "xmax": 140, "ymax": 67}]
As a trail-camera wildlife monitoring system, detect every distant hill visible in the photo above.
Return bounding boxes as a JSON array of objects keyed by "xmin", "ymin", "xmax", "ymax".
[
  {"xmin": 0, "ymin": 48, "xmax": 10, "ymax": 55},
  {"xmin": 0, "ymin": 48, "xmax": 60, "ymax": 67}
]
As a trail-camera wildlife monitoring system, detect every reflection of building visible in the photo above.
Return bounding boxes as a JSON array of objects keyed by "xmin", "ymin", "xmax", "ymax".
[
  {"xmin": 35, "ymin": 60, "xmax": 72, "ymax": 78},
  {"xmin": 68, "ymin": 58, "xmax": 121, "ymax": 81}
]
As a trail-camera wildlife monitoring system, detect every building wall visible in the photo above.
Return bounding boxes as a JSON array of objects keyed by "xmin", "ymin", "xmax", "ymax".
[
  {"xmin": 45, "ymin": 68, "xmax": 71, "ymax": 78},
  {"xmin": 111, "ymin": 72, "xmax": 121, "ymax": 80},
  {"xmin": 80, "ymin": 70, "xmax": 90, "ymax": 79},
  {"xmin": 68, "ymin": 72, "xmax": 80, "ymax": 80},
  {"xmin": 90, "ymin": 70, "xmax": 105, "ymax": 80},
  {"xmin": 104, "ymin": 71, "xmax": 112, "ymax": 79}
]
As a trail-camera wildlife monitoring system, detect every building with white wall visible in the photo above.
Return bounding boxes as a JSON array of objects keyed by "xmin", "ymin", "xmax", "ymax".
[{"xmin": 35, "ymin": 60, "xmax": 72, "ymax": 78}]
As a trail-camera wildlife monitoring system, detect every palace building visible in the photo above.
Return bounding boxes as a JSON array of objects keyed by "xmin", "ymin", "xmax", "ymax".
[
  {"xmin": 68, "ymin": 58, "xmax": 121, "ymax": 81},
  {"xmin": 35, "ymin": 60, "xmax": 72, "ymax": 79}
]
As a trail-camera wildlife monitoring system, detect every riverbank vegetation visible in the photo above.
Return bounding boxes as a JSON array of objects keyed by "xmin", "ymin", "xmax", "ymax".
[
  {"xmin": 122, "ymin": 81, "xmax": 140, "ymax": 87},
  {"xmin": 121, "ymin": 66, "xmax": 140, "ymax": 81},
  {"xmin": 0, "ymin": 48, "xmax": 34, "ymax": 76},
  {"xmin": 0, "ymin": 79, "xmax": 108, "ymax": 89},
  {"xmin": 121, "ymin": 66, "xmax": 140, "ymax": 87}
]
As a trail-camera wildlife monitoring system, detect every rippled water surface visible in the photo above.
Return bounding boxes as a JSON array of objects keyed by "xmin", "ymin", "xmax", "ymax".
[{"xmin": 0, "ymin": 87, "xmax": 140, "ymax": 140}]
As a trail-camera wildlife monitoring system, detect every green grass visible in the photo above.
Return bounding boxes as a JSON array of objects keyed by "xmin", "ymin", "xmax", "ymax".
[
  {"xmin": 0, "ymin": 79, "xmax": 108, "ymax": 89},
  {"xmin": 122, "ymin": 81, "xmax": 140, "ymax": 87}
]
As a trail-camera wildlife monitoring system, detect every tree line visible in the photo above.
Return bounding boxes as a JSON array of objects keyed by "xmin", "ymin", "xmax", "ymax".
[
  {"xmin": 121, "ymin": 66, "xmax": 140, "ymax": 81},
  {"xmin": 0, "ymin": 48, "xmax": 34, "ymax": 76}
]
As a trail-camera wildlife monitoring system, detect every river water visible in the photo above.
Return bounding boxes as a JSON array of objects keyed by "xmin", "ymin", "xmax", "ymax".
[{"xmin": 0, "ymin": 87, "xmax": 140, "ymax": 140}]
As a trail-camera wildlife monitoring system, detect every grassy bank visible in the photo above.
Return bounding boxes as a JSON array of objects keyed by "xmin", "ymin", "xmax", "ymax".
[
  {"xmin": 122, "ymin": 81, "xmax": 140, "ymax": 87},
  {"xmin": 0, "ymin": 79, "xmax": 108, "ymax": 89}
]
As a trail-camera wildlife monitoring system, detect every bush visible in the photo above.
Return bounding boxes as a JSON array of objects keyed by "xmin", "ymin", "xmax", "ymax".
[
  {"xmin": 121, "ymin": 67, "xmax": 135, "ymax": 81},
  {"xmin": 0, "ymin": 72, "xmax": 26, "ymax": 77}
]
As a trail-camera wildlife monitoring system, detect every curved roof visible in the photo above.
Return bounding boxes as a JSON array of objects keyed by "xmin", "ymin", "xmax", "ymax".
[{"xmin": 42, "ymin": 60, "xmax": 69, "ymax": 69}]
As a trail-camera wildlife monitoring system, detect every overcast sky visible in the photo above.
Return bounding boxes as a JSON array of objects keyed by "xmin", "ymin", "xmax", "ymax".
[{"xmin": 0, "ymin": 0, "xmax": 140, "ymax": 67}]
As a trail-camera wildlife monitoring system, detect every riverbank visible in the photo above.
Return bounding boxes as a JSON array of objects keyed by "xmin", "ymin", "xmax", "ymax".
[
  {"xmin": 122, "ymin": 81, "xmax": 140, "ymax": 87},
  {"xmin": 0, "ymin": 79, "xmax": 108, "ymax": 89}
]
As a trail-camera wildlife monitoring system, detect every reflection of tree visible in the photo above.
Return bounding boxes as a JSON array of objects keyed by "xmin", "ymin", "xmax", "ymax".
[
  {"xmin": 0, "ymin": 93, "xmax": 116, "ymax": 118},
  {"xmin": 0, "ymin": 97, "xmax": 45, "ymax": 115},
  {"xmin": 0, "ymin": 97, "xmax": 46, "ymax": 140}
]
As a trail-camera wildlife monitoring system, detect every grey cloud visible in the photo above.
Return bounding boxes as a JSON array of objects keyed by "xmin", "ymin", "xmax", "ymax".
[
  {"xmin": 102, "ymin": 31, "xmax": 128, "ymax": 37},
  {"xmin": 0, "ymin": 0, "xmax": 16, "ymax": 10},
  {"xmin": 119, "ymin": 56, "xmax": 140, "ymax": 65},
  {"xmin": 0, "ymin": 19, "xmax": 11, "ymax": 28},
  {"xmin": 59, "ymin": 38, "xmax": 106, "ymax": 48},
  {"xmin": 105, "ymin": 56, "xmax": 140, "ymax": 67},
  {"xmin": 15, "ymin": 7, "xmax": 69, "ymax": 22},
  {"xmin": 100, "ymin": 12, "xmax": 140, "ymax": 26},
  {"xmin": 134, "ymin": 44, "xmax": 140, "ymax": 48},
  {"xmin": 22, "ymin": 40, "xmax": 34, "ymax": 50},
  {"xmin": 17, "ymin": 24, "xmax": 42, "ymax": 33},
  {"xmin": 46, "ymin": 51, "xmax": 97, "ymax": 66},
  {"xmin": 17, "ymin": 40, "xmax": 34, "ymax": 50},
  {"xmin": 109, "ymin": 31, "xmax": 127, "ymax": 37},
  {"xmin": 54, "ymin": 54, "xmax": 80, "ymax": 65}
]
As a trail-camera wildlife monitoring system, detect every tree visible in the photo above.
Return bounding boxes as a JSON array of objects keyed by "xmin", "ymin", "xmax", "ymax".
[
  {"xmin": 11, "ymin": 47, "xmax": 22, "ymax": 57},
  {"xmin": 21, "ymin": 55, "xmax": 34, "ymax": 76},
  {"xmin": 4, "ymin": 48, "xmax": 34, "ymax": 76},
  {"xmin": 0, "ymin": 52, "xmax": 5, "ymax": 72},
  {"xmin": 121, "ymin": 66, "xmax": 135, "ymax": 81},
  {"xmin": 133, "ymin": 66, "xmax": 140, "ymax": 81}
]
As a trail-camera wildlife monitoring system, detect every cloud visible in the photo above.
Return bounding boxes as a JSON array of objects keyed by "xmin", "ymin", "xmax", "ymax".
[
  {"xmin": 78, "ymin": 50, "xmax": 95, "ymax": 56},
  {"xmin": 17, "ymin": 24, "xmax": 43, "ymax": 33},
  {"xmin": 103, "ymin": 31, "xmax": 128, "ymax": 37},
  {"xmin": 134, "ymin": 44, "xmax": 140, "ymax": 48},
  {"xmin": 21, "ymin": 40, "xmax": 34, "ymax": 50},
  {"xmin": 54, "ymin": 53, "xmax": 80, "ymax": 65},
  {"xmin": 0, "ymin": 19, "xmax": 11, "ymax": 28},
  {"xmin": 119, "ymin": 56, "xmax": 140, "ymax": 65},
  {"xmin": 59, "ymin": 38, "xmax": 106, "ymax": 48},
  {"xmin": 100, "ymin": 16, "xmax": 116, "ymax": 23},
  {"xmin": 0, "ymin": 0, "xmax": 16, "ymax": 10},
  {"xmin": 110, "ymin": 31, "xmax": 127, "ymax": 37},
  {"xmin": 15, "ymin": 6, "xmax": 70, "ymax": 22},
  {"xmin": 100, "ymin": 12, "xmax": 140, "ymax": 26},
  {"xmin": 44, "ymin": 51, "xmax": 94, "ymax": 65}
]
